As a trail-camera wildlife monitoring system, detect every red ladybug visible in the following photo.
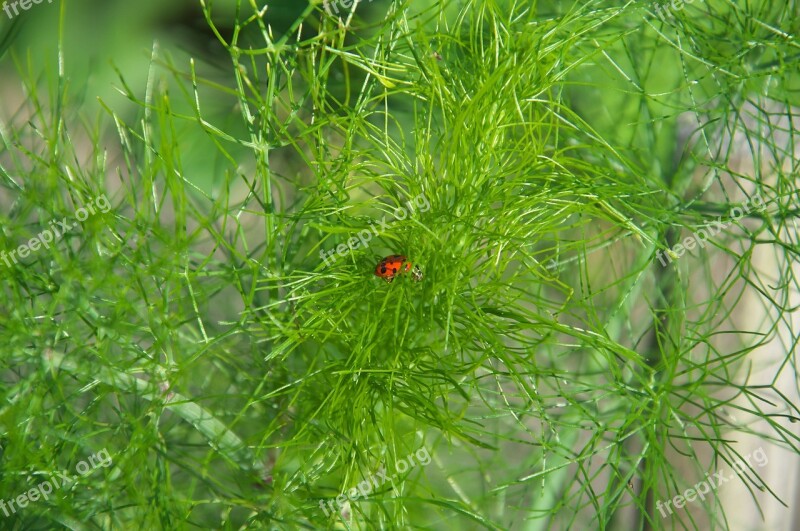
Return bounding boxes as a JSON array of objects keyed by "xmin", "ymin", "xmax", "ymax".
[{"xmin": 374, "ymin": 255, "xmax": 423, "ymax": 283}]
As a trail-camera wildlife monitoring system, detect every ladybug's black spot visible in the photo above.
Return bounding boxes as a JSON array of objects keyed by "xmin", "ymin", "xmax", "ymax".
[{"xmin": 380, "ymin": 266, "xmax": 387, "ymax": 274}]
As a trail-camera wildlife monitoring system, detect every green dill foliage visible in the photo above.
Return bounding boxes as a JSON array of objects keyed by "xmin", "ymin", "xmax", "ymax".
[{"xmin": 0, "ymin": 0, "xmax": 798, "ymax": 529}]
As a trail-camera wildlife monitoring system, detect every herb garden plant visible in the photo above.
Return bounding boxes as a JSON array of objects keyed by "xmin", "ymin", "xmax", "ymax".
[{"xmin": 0, "ymin": 0, "xmax": 798, "ymax": 529}]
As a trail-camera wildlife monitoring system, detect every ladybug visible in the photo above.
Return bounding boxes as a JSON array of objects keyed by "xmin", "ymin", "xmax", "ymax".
[{"xmin": 374, "ymin": 255, "xmax": 423, "ymax": 283}]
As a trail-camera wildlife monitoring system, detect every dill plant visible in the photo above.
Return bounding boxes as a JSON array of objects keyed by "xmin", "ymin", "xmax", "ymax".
[{"xmin": 0, "ymin": 0, "xmax": 798, "ymax": 529}]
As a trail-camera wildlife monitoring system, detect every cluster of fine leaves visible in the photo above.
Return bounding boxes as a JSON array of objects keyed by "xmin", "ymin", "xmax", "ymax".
[{"xmin": 0, "ymin": 0, "xmax": 798, "ymax": 529}]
